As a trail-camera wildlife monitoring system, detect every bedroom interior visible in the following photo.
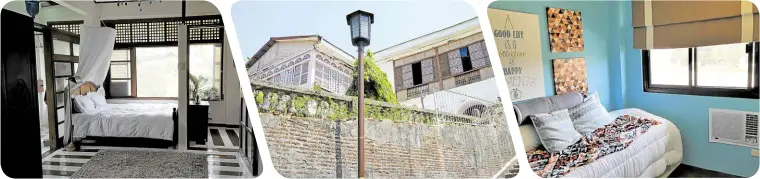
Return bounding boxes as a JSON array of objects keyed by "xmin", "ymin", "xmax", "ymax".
[
  {"xmin": 1, "ymin": 0, "xmax": 259, "ymax": 178},
  {"xmin": 489, "ymin": 0, "xmax": 759, "ymax": 178}
]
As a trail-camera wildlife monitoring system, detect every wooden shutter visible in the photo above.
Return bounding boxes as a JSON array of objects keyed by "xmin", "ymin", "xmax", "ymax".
[
  {"xmin": 394, "ymin": 66, "xmax": 403, "ymax": 91},
  {"xmin": 421, "ymin": 58, "xmax": 435, "ymax": 83},
  {"xmin": 448, "ymin": 50, "xmax": 463, "ymax": 74},
  {"xmin": 401, "ymin": 64, "xmax": 414, "ymax": 89},
  {"xmin": 438, "ymin": 53, "xmax": 451, "ymax": 78},
  {"xmin": 632, "ymin": 0, "xmax": 759, "ymax": 49},
  {"xmin": 468, "ymin": 41, "xmax": 490, "ymax": 68}
]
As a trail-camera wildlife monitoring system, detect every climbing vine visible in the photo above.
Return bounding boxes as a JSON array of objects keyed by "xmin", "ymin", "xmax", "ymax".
[{"xmin": 346, "ymin": 50, "xmax": 398, "ymax": 104}]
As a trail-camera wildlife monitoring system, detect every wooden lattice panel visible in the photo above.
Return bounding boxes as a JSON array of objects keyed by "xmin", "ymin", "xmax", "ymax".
[
  {"xmin": 547, "ymin": 7, "xmax": 584, "ymax": 52},
  {"xmin": 552, "ymin": 58, "xmax": 588, "ymax": 95},
  {"xmin": 51, "ymin": 23, "xmax": 81, "ymax": 34}
]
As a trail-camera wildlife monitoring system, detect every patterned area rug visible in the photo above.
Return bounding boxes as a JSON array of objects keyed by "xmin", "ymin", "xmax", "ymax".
[{"xmin": 71, "ymin": 149, "xmax": 208, "ymax": 178}]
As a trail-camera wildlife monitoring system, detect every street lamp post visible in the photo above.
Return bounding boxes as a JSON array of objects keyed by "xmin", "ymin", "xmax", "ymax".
[{"xmin": 346, "ymin": 10, "xmax": 373, "ymax": 178}]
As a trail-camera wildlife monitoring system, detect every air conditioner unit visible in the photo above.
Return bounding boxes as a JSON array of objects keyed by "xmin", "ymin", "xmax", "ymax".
[{"xmin": 709, "ymin": 109, "xmax": 759, "ymax": 148}]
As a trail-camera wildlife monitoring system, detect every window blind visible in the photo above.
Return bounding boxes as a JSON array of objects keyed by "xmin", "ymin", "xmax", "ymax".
[{"xmin": 632, "ymin": 0, "xmax": 759, "ymax": 49}]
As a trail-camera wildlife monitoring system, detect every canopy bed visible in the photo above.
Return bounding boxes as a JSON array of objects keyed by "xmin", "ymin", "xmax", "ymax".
[{"xmin": 62, "ymin": 26, "xmax": 178, "ymax": 150}]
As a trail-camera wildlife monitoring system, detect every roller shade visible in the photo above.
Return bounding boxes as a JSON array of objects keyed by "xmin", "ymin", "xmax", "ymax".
[{"xmin": 632, "ymin": 0, "xmax": 759, "ymax": 49}]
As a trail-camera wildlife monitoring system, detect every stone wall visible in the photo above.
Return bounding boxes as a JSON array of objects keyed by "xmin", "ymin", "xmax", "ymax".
[{"xmin": 260, "ymin": 114, "xmax": 514, "ymax": 178}]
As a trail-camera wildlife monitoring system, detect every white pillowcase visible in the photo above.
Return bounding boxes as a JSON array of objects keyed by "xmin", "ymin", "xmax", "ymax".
[
  {"xmin": 87, "ymin": 92, "xmax": 108, "ymax": 108},
  {"xmin": 530, "ymin": 109, "xmax": 582, "ymax": 153},
  {"xmin": 96, "ymin": 87, "xmax": 106, "ymax": 97},
  {"xmin": 568, "ymin": 93, "xmax": 615, "ymax": 134},
  {"xmin": 73, "ymin": 95, "xmax": 96, "ymax": 113}
]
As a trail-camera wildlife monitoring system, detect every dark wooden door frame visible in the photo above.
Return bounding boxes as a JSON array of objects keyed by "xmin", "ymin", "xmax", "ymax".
[{"xmin": 1, "ymin": 9, "xmax": 44, "ymax": 178}]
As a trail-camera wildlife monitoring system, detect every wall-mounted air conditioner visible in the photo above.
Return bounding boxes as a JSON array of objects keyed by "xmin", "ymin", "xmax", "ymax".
[{"xmin": 709, "ymin": 108, "xmax": 759, "ymax": 148}]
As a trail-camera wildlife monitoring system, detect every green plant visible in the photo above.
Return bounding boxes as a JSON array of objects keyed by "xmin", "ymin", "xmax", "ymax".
[
  {"xmin": 346, "ymin": 50, "xmax": 398, "ymax": 104},
  {"xmin": 254, "ymin": 91, "xmax": 264, "ymax": 105},
  {"xmin": 189, "ymin": 74, "xmax": 209, "ymax": 104},
  {"xmin": 267, "ymin": 93, "xmax": 279, "ymax": 111},
  {"xmin": 292, "ymin": 96, "xmax": 311, "ymax": 117},
  {"xmin": 204, "ymin": 87, "xmax": 221, "ymax": 101}
]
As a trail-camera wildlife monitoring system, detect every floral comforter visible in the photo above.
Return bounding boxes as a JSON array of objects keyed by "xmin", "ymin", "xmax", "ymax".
[{"xmin": 527, "ymin": 115, "xmax": 661, "ymax": 178}]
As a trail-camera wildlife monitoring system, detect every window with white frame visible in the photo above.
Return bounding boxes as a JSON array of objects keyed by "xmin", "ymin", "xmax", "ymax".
[{"xmin": 314, "ymin": 61, "xmax": 349, "ymax": 93}]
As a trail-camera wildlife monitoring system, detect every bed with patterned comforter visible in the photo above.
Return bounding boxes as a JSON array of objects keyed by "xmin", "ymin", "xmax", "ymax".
[{"xmin": 528, "ymin": 108, "xmax": 683, "ymax": 178}]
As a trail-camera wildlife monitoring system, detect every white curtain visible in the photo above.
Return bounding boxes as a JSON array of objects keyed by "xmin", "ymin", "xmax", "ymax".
[
  {"xmin": 64, "ymin": 26, "xmax": 116, "ymax": 145},
  {"xmin": 74, "ymin": 26, "xmax": 116, "ymax": 86}
]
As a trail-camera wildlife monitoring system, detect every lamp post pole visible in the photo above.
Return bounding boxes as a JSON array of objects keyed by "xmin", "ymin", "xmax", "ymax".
[
  {"xmin": 357, "ymin": 41, "xmax": 366, "ymax": 178},
  {"xmin": 346, "ymin": 10, "xmax": 373, "ymax": 178}
]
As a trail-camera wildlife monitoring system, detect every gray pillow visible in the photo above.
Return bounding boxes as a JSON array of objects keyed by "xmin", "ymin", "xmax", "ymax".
[
  {"xmin": 514, "ymin": 91, "xmax": 584, "ymax": 124},
  {"xmin": 568, "ymin": 93, "xmax": 614, "ymax": 134},
  {"xmin": 529, "ymin": 109, "xmax": 582, "ymax": 153}
]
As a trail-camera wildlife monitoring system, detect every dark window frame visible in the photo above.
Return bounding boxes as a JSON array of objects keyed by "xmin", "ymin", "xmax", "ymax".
[
  {"xmin": 411, "ymin": 62, "xmax": 423, "ymax": 85},
  {"xmin": 460, "ymin": 47, "xmax": 473, "ymax": 72},
  {"xmin": 642, "ymin": 42, "xmax": 759, "ymax": 99}
]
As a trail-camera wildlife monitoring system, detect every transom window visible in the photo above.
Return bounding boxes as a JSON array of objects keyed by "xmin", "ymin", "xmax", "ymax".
[{"xmin": 643, "ymin": 42, "xmax": 759, "ymax": 99}]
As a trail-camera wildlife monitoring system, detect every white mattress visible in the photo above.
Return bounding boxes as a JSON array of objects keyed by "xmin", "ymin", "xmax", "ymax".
[
  {"xmin": 562, "ymin": 108, "xmax": 683, "ymax": 178},
  {"xmin": 71, "ymin": 103, "xmax": 177, "ymax": 141}
]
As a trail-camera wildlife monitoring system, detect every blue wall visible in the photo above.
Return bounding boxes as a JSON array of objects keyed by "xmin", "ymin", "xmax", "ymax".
[
  {"xmin": 489, "ymin": 1, "xmax": 621, "ymax": 110},
  {"xmin": 491, "ymin": 0, "xmax": 760, "ymax": 177}
]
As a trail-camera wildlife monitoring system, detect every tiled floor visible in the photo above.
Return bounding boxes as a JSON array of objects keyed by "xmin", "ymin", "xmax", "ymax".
[
  {"xmin": 41, "ymin": 127, "xmax": 250, "ymax": 178},
  {"xmin": 190, "ymin": 127, "xmax": 241, "ymax": 150}
]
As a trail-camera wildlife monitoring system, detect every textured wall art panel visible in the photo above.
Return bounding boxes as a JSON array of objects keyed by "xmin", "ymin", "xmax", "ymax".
[
  {"xmin": 547, "ymin": 7, "xmax": 584, "ymax": 52},
  {"xmin": 552, "ymin": 58, "xmax": 588, "ymax": 95}
]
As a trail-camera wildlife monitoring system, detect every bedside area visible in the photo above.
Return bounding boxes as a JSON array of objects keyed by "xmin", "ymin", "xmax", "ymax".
[{"xmin": 188, "ymin": 101, "xmax": 210, "ymax": 145}]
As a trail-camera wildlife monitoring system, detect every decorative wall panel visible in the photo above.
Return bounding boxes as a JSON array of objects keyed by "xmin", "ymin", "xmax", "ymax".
[
  {"xmin": 552, "ymin": 58, "xmax": 588, "ymax": 95},
  {"xmin": 488, "ymin": 8, "xmax": 546, "ymax": 101},
  {"xmin": 547, "ymin": 7, "xmax": 584, "ymax": 52}
]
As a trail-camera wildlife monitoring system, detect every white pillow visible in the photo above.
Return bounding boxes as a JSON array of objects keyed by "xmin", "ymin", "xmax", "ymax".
[
  {"xmin": 96, "ymin": 87, "xmax": 106, "ymax": 97},
  {"xmin": 530, "ymin": 109, "xmax": 582, "ymax": 153},
  {"xmin": 73, "ymin": 95, "xmax": 96, "ymax": 113},
  {"xmin": 87, "ymin": 92, "xmax": 108, "ymax": 108},
  {"xmin": 568, "ymin": 93, "xmax": 614, "ymax": 134},
  {"xmin": 519, "ymin": 124, "xmax": 542, "ymax": 151}
]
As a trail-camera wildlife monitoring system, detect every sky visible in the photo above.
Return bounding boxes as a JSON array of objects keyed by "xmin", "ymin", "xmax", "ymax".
[{"xmin": 231, "ymin": 0, "xmax": 477, "ymax": 60}]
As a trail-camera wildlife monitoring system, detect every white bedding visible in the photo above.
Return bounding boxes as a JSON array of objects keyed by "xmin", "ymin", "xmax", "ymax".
[
  {"xmin": 71, "ymin": 103, "xmax": 177, "ymax": 141},
  {"xmin": 562, "ymin": 108, "xmax": 683, "ymax": 178}
]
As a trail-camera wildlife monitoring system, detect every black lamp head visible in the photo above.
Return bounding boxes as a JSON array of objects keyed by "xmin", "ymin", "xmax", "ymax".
[{"xmin": 346, "ymin": 10, "xmax": 374, "ymax": 47}]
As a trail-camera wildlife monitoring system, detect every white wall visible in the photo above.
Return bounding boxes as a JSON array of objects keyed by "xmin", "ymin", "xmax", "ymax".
[
  {"xmin": 401, "ymin": 78, "xmax": 501, "ymax": 115},
  {"xmin": 376, "ymin": 59, "xmax": 395, "ymax": 90}
]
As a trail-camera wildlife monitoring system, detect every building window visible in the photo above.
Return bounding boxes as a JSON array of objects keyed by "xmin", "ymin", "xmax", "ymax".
[
  {"xmin": 189, "ymin": 43, "xmax": 224, "ymax": 100},
  {"xmin": 109, "ymin": 49, "xmax": 132, "ymax": 97},
  {"xmin": 315, "ymin": 62, "xmax": 350, "ymax": 93},
  {"xmin": 643, "ymin": 42, "xmax": 759, "ymax": 99},
  {"xmin": 460, "ymin": 47, "xmax": 473, "ymax": 72},
  {"xmin": 411, "ymin": 62, "xmax": 422, "ymax": 85},
  {"xmin": 400, "ymin": 58, "xmax": 435, "ymax": 89}
]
